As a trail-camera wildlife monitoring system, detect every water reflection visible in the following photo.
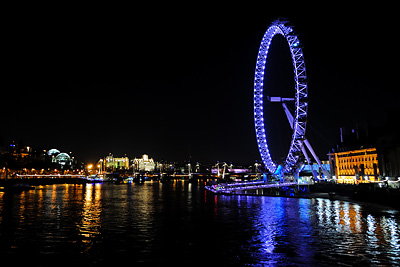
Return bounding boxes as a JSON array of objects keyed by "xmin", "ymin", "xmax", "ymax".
[
  {"xmin": 79, "ymin": 183, "xmax": 102, "ymax": 251},
  {"xmin": 0, "ymin": 183, "xmax": 399, "ymax": 266},
  {"xmin": 316, "ymin": 199, "xmax": 363, "ymax": 233},
  {"xmin": 314, "ymin": 198, "xmax": 399, "ymax": 251},
  {"xmin": 236, "ymin": 196, "xmax": 400, "ymax": 266}
]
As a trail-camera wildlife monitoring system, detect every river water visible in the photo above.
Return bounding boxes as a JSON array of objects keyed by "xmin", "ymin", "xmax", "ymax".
[{"xmin": 0, "ymin": 182, "xmax": 399, "ymax": 266}]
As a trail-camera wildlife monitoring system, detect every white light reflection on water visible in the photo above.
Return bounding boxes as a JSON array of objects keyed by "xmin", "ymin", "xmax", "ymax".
[
  {"xmin": 382, "ymin": 217, "xmax": 400, "ymax": 250},
  {"xmin": 241, "ymin": 196, "xmax": 400, "ymax": 266},
  {"xmin": 316, "ymin": 198, "xmax": 363, "ymax": 233}
]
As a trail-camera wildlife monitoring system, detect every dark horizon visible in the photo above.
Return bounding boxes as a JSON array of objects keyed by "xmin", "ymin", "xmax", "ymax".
[{"xmin": 2, "ymin": 6, "xmax": 398, "ymax": 164}]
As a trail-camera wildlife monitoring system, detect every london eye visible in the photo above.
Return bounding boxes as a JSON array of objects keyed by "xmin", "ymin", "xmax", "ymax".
[{"xmin": 254, "ymin": 18, "xmax": 320, "ymax": 177}]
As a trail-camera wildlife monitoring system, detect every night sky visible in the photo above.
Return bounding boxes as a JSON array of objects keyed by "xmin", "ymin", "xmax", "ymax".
[{"xmin": 2, "ymin": 5, "xmax": 398, "ymax": 164}]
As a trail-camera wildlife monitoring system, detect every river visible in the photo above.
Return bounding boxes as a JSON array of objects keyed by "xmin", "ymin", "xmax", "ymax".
[{"xmin": 0, "ymin": 182, "xmax": 399, "ymax": 266}]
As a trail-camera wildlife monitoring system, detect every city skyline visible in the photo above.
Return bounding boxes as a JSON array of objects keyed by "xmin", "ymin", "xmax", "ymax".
[
  {"xmin": 2, "ymin": 5, "xmax": 400, "ymax": 267},
  {"xmin": 2, "ymin": 6, "xmax": 398, "ymax": 164}
]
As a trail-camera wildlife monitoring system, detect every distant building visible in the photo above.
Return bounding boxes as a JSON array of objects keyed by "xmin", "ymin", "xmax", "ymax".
[
  {"xmin": 328, "ymin": 118, "xmax": 400, "ymax": 183},
  {"xmin": 10, "ymin": 141, "xmax": 32, "ymax": 159},
  {"xmin": 376, "ymin": 132, "xmax": 400, "ymax": 179},
  {"xmin": 55, "ymin": 153, "xmax": 73, "ymax": 167},
  {"xmin": 301, "ymin": 161, "xmax": 331, "ymax": 179},
  {"xmin": 104, "ymin": 154, "xmax": 129, "ymax": 171},
  {"xmin": 329, "ymin": 148, "xmax": 379, "ymax": 184},
  {"xmin": 133, "ymin": 154, "xmax": 155, "ymax": 172},
  {"xmin": 48, "ymin": 149, "xmax": 61, "ymax": 156},
  {"xmin": 211, "ymin": 168, "xmax": 250, "ymax": 174},
  {"xmin": 47, "ymin": 148, "xmax": 73, "ymax": 169}
]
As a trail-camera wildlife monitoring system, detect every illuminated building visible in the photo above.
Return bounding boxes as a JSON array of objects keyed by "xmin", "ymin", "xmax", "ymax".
[
  {"xmin": 329, "ymin": 120, "xmax": 400, "ymax": 183},
  {"xmin": 47, "ymin": 149, "xmax": 73, "ymax": 169},
  {"xmin": 9, "ymin": 141, "xmax": 32, "ymax": 159},
  {"xmin": 301, "ymin": 161, "xmax": 331, "ymax": 179},
  {"xmin": 104, "ymin": 154, "xmax": 129, "ymax": 170},
  {"xmin": 329, "ymin": 148, "xmax": 380, "ymax": 184},
  {"xmin": 133, "ymin": 154, "xmax": 155, "ymax": 172},
  {"xmin": 48, "ymin": 149, "xmax": 61, "ymax": 156},
  {"xmin": 55, "ymin": 153, "xmax": 72, "ymax": 167}
]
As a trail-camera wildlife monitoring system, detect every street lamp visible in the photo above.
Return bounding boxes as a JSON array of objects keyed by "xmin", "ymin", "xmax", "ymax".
[{"xmin": 87, "ymin": 164, "xmax": 93, "ymax": 175}]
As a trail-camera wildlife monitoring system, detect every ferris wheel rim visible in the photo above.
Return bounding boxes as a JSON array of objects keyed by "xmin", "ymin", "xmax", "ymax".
[{"xmin": 253, "ymin": 19, "xmax": 308, "ymax": 174}]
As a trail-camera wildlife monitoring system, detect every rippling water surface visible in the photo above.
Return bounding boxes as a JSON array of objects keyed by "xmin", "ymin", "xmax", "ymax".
[{"xmin": 0, "ymin": 182, "xmax": 399, "ymax": 266}]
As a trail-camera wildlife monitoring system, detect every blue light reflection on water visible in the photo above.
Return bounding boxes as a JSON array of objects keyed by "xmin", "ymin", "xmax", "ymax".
[
  {"xmin": 218, "ymin": 194, "xmax": 400, "ymax": 266},
  {"xmin": 0, "ymin": 183, "xmax": 399, "ymax": 266}
]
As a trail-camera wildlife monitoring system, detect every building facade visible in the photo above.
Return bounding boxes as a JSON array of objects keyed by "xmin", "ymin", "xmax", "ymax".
[
  {"xmin": 132, "ymin": 154, "xmax": 155, "ymax": 172},
  {"xmin": 104, "ymin": 154, "xmax": 130, "ymax": 171},
  {"xmin": 329, "ymin": 148, "xmax": 380, "ymax": 184},
  {"xmin": 48, "ymin": 148, "xmax": 73, "ymax": 169}
]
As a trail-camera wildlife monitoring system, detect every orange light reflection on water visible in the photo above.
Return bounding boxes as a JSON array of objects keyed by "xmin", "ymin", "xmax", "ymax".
[{"xmin": 78, "ymin": 183, "xmax": 102, "ymax": 251}]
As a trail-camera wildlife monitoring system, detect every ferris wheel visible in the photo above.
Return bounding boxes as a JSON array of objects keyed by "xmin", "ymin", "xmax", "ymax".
[{"xmin": 253, "ymin": 18, "xmax": 326, "ymax": 178}]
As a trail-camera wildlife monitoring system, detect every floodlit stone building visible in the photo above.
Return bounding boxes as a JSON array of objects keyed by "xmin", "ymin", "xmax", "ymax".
[
  {"xmin": 103, "ymin": 154, "xmax": 130, "ymax": 170},
  {"xmin": 329, "ymin": 148, "xmax": 379, "ymax": 184},
  {"xmin": 132, "ymin": 154, "xmax": 155, "ymax": 172}
]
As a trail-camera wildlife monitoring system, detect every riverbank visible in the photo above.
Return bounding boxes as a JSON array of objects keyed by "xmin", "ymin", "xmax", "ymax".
[
  {"xmin": 308, "ymin": 183, "xmax": 400, "ymax": 210},
  {"xmin": 213, "ymin": 182, "xmax": 400, "ymax": 210}
]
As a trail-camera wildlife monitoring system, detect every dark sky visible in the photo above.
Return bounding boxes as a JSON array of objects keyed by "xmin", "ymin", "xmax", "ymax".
[{"xmin": 2, "ymin": 5, "xmax": 399, "ymax": 164}]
